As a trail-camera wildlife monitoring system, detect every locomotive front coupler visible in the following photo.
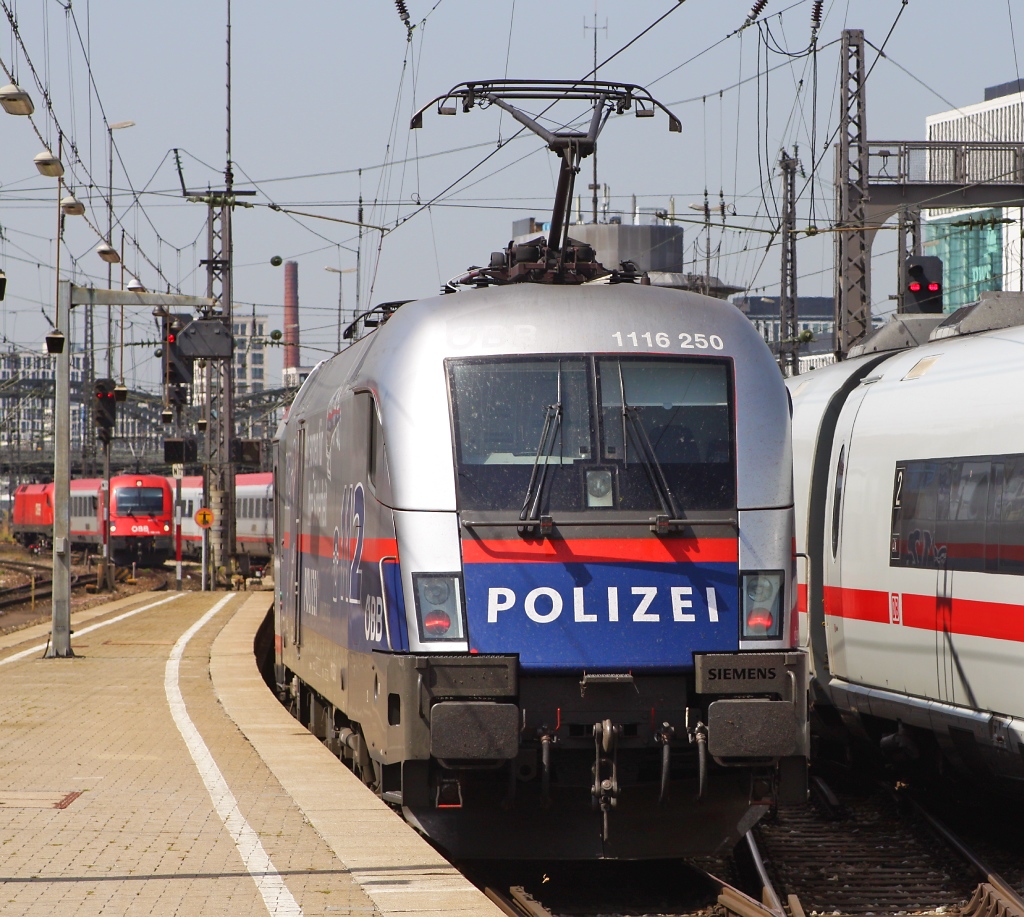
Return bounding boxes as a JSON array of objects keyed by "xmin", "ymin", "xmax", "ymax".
[{"xmin": 591, "ymin": 718, "xmax": 622, "ymax": 842}]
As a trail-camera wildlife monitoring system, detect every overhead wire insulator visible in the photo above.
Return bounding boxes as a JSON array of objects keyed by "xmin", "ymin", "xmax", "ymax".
[
  {"xmin": 394, "ymin": 0, "xmax": 414, "ymax": 40},
  {"xmin": 746, "ymin": 0, "xmax": 769, "ymax": 24},
  {"xmin": 810, "ymin": 0, "xmax": 824, "ymax": 26}
]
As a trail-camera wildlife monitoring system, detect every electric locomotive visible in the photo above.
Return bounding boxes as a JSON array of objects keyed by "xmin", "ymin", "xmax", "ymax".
[
  {"xmin": 273, "ymin": 80, "xmax": 807, "ymax": 859},
  {"xmin": 12, "ymin": 473, "xmax": 173, "ymax": 566},
  {"xmin": 790, "ymin": 291, "xmax": 1024, "ymax": 786}
]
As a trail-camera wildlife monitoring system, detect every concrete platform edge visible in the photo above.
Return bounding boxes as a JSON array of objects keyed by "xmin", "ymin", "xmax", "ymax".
[{"xmin": 210, "ymin": 594, "xmax": 503, "ymax": 917}]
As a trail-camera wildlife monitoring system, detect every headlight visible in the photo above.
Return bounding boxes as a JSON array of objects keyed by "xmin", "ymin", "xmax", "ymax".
[
  {"xmin": 586, "ymin": 469, "xmax": 613, "ymax": 507},
  {"xmin": 741, "ymin": 571, "xmax": 784, "ymax": 639},
  {"xmin": 413, "ymin": 573, "xmax": 465, "ymax": 641},
  {"xmin": 109, "ymin": 524, "xmax": 116, "ymax": 534},
  {"xmin": 163, "ymin": 523, "xmax": 170, "ymax": 533}
]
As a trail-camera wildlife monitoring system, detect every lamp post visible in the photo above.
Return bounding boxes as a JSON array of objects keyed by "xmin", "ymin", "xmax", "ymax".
[
  {"xmin": 324, "ymin": 265, "xmax": 356, "ymax": 352},
  {"xmin": 48, "ymin": 285, "xmax": 215, "ymax": 657},
  {"xmin": 106, "ymin": 121, "xmax": 134, "ymax": 376}
]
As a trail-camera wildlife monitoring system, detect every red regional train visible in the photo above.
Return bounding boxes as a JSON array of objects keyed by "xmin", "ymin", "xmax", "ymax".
[{"xmin": 12, "ymin": 474, "xmax": 174, "ymax": 566}]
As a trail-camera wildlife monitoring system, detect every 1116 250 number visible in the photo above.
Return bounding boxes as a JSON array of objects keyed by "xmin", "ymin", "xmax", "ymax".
[{"xmin": 612, "ymin": 331, "xmax": 724, "ymax": 350}]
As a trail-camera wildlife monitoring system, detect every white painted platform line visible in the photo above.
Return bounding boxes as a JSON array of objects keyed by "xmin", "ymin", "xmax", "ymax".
[
  {"xmin": 0, "ymin": 593, "xmax": 184, "ymax": 667},
  {"xmin": 165, "ymin": 594, "xmax": 303, "ymax": 917}
]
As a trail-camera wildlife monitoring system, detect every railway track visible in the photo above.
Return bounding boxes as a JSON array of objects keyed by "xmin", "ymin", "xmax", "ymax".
[
  {"xmin": 466, "ymin": 848, "xmax": 783, "ymax": 917},
  {"xmin": 0, "ymin": 559, "xmax": 79, "ymax": 613},
  {"xmin": 0, "ymin": 559, "xmax": 167, "ymax": 618},
  {"xmin": 755, "ymin": 768, "xmax": 1024, "ymax": 917},
  {"xmin": 470, "ymin": 772, "xmax": 1024, "ymax": 917}
]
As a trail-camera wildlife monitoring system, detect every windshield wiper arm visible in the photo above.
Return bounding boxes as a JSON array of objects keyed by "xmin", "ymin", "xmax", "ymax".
[
  {"xmin": 623, "ymin": 405, "xmax": 681, "ymax": 521},
  {"xmin": 519, "ymin": 401, "xmax": 562, "ymax": 527}
]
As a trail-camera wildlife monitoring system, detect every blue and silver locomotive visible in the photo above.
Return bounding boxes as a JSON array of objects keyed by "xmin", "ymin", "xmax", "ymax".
[
  {"xmin": 273, "ymin": 280, "xmax": 807, "ymax": 858},
  {"xmin": 273, "ymin": 78, "xmax": 806, "ymax": 858}
]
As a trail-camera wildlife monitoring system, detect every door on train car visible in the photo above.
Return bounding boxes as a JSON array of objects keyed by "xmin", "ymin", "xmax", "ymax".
[
  {"xmin": 823, "ymin": 383, "xmax": 872, "ymax": 683},
  {"xmin": 354, "ymin": 393, "xmax": 402, "ymax": 655},
  {"xmin": 272, "ymin": 443, "xmax": 283, "ymax": 665},
  {"xmin": 291, "ymin": 424, "xmax": 306, "ymax": 650},
  {"xmin": 823, "ymin": 385, "xmax": 870, "ymax": 678}
]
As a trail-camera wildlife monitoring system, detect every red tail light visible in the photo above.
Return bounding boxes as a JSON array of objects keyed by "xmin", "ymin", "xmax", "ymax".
[
  {"xmin": 423, "ymin": 609, "xmax": 451, "ymax": 636},
  {"xmin": 741, "ymin": 572, "xmax": 784, "ymax": 639},
  {"xmin": 413, "ymin": 573, "xmax": 465, "ymax": 642}
]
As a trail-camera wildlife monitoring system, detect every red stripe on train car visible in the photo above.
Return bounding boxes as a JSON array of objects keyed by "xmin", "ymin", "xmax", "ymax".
[
  {"xmin": 824, "ymin": 584, "xmax": 1024, "ymax": 642},
  {"xmin": 822, "ymin": 586, "xmax": 889, "ymax": 623},
  {"xmin": 294, "ymin": 533, "xmax": 399, "ymax": 563},
  {"xmin": 461, "ymin": 537, "xmax": 738, "ymax": 564}
]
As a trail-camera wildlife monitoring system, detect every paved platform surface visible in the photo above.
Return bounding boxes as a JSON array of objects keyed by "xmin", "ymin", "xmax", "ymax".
[{"xmin": 0, "ymin": 590, "xmax": 502, "ymax": 916}]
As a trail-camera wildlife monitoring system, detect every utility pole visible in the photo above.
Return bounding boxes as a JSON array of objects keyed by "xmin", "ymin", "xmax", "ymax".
[
  {"xmin": 584, "ymin": 13, "xmax": 607, "ymax": 224},
  {"xmin": 833, "ymin": 28, "xmax": 870, "ymax": 358},
  {"xmin": 82, "ymin": 306, "xmax": 96, "ymax": 475},
  {"xmin": 189, "ymin": 0, "xmax": 255, "ymax": 585},
  {"xmin": 779, "ymin": 149, "xmax": 799, "ymax": 376},
  {"xmin": 48, "ymin": 284, "xmax": 214, "ymax": 657}
]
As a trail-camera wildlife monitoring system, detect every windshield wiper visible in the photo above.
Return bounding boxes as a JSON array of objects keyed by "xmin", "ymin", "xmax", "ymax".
[
  {"xmin": 622, "ymin": 404, "xmax": 681, "ymax": 526},
  {"xmin": 518, "ymin": 401, "xmax": 562, "ymax": 533},
  {"xmin": 614, "ymin": 361, "xmax": 680, "ymax": 528}
]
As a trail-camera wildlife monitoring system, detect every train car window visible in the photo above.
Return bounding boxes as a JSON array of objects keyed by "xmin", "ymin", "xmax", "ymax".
[
  {"xmin": 831, "ymin": 446, "xmax": 845, "ymax": 559},
  {"xmin": 890, "ymin": 453, "xmax": 1024, "ymax": 576},
  {"xmin": 113, "ymin": 487, "xmax": 164, "ymax": 515},
  {"xmin": 367, "ymin": 397, "xmax": 394, "ymax": 505},
  {"xmin": 598, "ymin": 358, "xmax": 734, "ymax": 512},
  {"xmin": 447, "ymin": 355, "xmax": 735, "ymax": 514}
]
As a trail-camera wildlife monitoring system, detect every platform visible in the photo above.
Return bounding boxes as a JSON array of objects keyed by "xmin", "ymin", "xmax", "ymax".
[{"xmin": 0, "ymin": 590, "xmax": 502, "ymax": 916}]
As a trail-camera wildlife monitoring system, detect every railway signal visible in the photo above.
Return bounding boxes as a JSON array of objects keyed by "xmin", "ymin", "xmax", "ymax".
[
  {"xmin": 904, "ymin": 255, "xmax": 944, "ymax": 314},
  {"xmin": 93, "ymin": 378, "xmax": 117, "ymax": 443},
  {"xmin": 164, "ymin": 315, "xmax": 193, "ymax": 384}
]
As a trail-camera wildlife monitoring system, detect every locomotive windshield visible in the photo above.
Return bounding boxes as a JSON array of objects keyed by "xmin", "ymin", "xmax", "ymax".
[
  {"xmin": 114, "ymin": 487, "xmax": 165, "ymax": 515},
  {"xmin": 448, "ymin": 355, "xmax": 734, "ymax": 514}
]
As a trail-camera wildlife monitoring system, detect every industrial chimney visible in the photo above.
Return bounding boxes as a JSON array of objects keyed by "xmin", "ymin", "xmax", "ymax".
[{"xmin": 283, "ymin": 260, "xmax": 299, "ymax": 371}]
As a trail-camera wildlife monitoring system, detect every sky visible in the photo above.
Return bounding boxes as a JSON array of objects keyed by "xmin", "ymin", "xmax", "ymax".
[{"xmin": 1, "ymin": 0, "xmax": 1022, "ymax": 394}]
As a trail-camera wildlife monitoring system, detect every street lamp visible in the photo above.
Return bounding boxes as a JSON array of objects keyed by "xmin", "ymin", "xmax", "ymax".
[
  {"xmin": 60, "ymin": 194, "xmax": 85, "ymax": 216},
  {"xmin": 324, "ymin": 265, "xmax": 356, "ymax": 352},
  {"xmin": 34, "ymin": 149, "xmax": 63, "ymax": 178},
  {"xmin": 96, "ymin": 242, "xmax": 119, "ymax": 264},
  {"xmin": 0, "ymin": 83, "xmax": 33, "ymax": 116},
  {"xmin": 106, "ymin": 120, "xmax": 135, "ymax": 377}
]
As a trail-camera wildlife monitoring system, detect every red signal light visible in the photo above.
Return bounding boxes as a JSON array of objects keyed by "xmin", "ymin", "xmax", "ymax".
[
  {"xmin": 167, "ymin": 332, "xmax": 177, "ymax": 344},
  {"xmin": 927, "ymin": 282, "xmax": 940, "ymax": 292},
  {"xmin": 745, "ymin": 608, "xmax": 775, "ymax": 632},
  {"xmin": 908, "ymin": 281, "xmax": 922, "ymax": 292},
  {"xmin": 423, "ymin": 609, "xmax": 451, "ymax": 636}
]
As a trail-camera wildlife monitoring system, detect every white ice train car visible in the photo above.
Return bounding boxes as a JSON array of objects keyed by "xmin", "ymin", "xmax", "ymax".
[{"xmin": 790, "ymin": 293, "xmax": 1024, "ymax": 782}]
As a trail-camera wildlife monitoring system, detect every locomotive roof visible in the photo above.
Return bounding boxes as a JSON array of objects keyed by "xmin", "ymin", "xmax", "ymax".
[{"xmin": 283, "ymin": 282, "xmax": 792, "ymax": 513}]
